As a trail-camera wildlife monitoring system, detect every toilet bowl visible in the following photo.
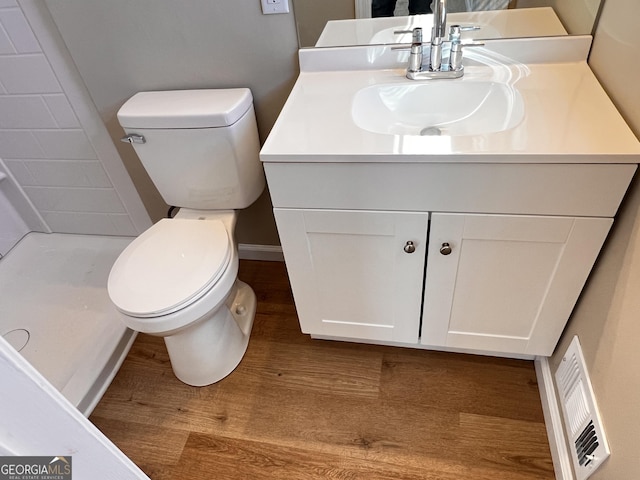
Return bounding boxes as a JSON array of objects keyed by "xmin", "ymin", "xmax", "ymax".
[
  {"xmin": 108, "ymin": 89, "xmax": 265, "ymax": 386},
  {"xmin": 108, "ymin": 210, "xmax": 257, "ymax": 386}
]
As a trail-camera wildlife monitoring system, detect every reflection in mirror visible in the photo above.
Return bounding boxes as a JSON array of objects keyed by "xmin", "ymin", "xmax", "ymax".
[
  {"xmin": 372, "ymin": 0, "xmax": 433, "ymax": 17},
  {"xmin": 293, "ymin": 0, "xmax": 604, "ymax": 47},
  {"xmin": 368, "ymin": 0, "xmax": 515, "ymax": 17}
]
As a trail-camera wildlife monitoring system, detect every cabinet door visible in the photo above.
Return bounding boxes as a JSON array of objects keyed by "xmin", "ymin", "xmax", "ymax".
[
  {"xmin": 422, "ymin": 213, "xmax": 612, "ymax": 356},
  {"xmin": 274, "ymin": 208, "xmax": 429, "ymax": 343}
]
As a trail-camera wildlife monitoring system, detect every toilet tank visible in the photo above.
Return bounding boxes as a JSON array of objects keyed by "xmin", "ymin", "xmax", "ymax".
[{"xmin": 117, "ymin": 89, "xmax": 265, "ymax": 210}]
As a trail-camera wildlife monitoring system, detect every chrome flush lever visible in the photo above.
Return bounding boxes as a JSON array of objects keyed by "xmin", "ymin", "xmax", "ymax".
[{"xmin": 120, "ymin": 133, "xmax": 146, "ymax": 144}]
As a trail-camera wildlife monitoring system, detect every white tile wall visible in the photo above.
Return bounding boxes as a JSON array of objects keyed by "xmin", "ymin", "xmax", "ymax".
[
  {"xmin": 6, "ymin": 159, "xmax": 112, "ymax": 188},
  {"xmin": 0, "ymin": 55, "xmax": 61, "ymax": 93},
  {"xmin": 23, "ymin": 186, "xmax": 126, "ymax": 213},
  {"xmin": 32, "ymin": 129, "xmax": 97, "ymax": 159},
  {"xmin": 0, "ymin": 165, "xmax": 30, "ymax": 255},
  {"xmin": 42, "ymin": 94, "xmax": 81, "ymax": 128},
  {"xmin": 0, "ymin": 95, "xmax": 58, "ymax": 128},
  {"xmin": 41, "ymin": 211, "xmax": 137, "ymax": 236},
  {"xmin": 0, "ymin": 7, "xmax": 39, "ymax": 53},
  {"xmin": 0, "ymin": 130, "xmax": 45, "ymax": 158},
  {"xmin": 0, "ymin": 22, "xmax": 14, "ymax": 54},
  {"xmin": 0, "ymin": 3, "xmax": 137, "ymax": 236}
]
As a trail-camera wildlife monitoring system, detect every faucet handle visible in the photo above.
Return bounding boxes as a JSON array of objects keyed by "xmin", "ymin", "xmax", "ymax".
[
  {"xmin": 392, "ymin": 38, "xmax": 424, "ymax": 74},
  {"xmin": 448, "ymin": 30, "xmax": 485, "ymax": 72},
  {"xmin": 449, "ymin": 24, "xmax": 480, "ymax": 41},
  {"xmin": 394, "ymin": 27, "xmax": 423, "ymax": 44}
]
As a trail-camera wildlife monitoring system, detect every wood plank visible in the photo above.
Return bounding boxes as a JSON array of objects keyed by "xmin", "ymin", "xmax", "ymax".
[
  {"xmin": 144, "ymin": 432, "xmax": 552, "ymax": 480},
  {"xmin": 458, "ymin": 412, "xmax": 554, "ymax": 476},
  {"xmin": 90, "ymin": 260, "xmax": 553, "ymax": 479},
  {"xmin": 90, "ymin": 416, "xmax": 189, "ymax": 467},
  {"xmin": 234, "ymin": 337, "xmax": 383, "ymax": 399},
  {"xmin": 379, "ymin": 349, "xmax": 545, "ymax": 422},
  {"xmin": 91, "ymin": 334, "xmax": 230, "ymax": 435}
]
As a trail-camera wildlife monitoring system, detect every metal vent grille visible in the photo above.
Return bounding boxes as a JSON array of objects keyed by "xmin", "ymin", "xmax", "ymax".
[{"xmin": 555, "ymin": 336, "xmax": 610, "ymax": 480}]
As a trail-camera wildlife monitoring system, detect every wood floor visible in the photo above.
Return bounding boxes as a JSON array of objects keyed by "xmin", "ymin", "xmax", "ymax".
[{"xmin": 90, "ymin": 260, "xmax": 554, "ymax": 480}]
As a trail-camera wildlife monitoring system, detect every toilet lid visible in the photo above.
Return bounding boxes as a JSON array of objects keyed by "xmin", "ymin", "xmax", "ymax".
[{"xmin": 108, "ymin": 218, "xmax": 231, "ymax": 317}]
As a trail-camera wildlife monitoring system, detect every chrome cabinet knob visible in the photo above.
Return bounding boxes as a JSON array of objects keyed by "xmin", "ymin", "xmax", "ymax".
[
  {"xmin": 440, "ymin": 242, "xmax": 452, "ymax": 255},
  {"xmin": 404, "ymin": 241, "xmax": 416, "ymax": 254}
]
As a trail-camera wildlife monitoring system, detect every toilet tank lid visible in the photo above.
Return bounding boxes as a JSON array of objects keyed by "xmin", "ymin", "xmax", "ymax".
[{"xmin": 117, "ymin": 88, "xmax": 253, "ymax": 129}]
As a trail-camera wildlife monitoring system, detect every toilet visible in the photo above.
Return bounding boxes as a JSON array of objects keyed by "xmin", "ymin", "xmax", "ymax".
[{"xmin": 107, "ymin": 89, "xmax": 265, "ymax": 386}]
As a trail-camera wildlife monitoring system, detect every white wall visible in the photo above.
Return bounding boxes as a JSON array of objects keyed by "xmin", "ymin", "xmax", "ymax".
[
  {"xmin": 0, "ymin": 0, "xmax": 150, "ymax": 236},
  {"xmin": 550, "ymin": 0, "xmax": 640, "ymax": 478}
]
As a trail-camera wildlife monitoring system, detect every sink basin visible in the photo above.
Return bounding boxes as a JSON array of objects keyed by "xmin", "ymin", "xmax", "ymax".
[{"xmin": 351, "ymin": 81, "xmax": 525, "ymax": 137}]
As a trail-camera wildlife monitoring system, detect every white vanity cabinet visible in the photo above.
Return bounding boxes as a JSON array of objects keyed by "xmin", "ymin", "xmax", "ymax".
[
  {"xmin": 273, "ymin": 208, "xmax": 429, "ymax": 344},
  {"xmin": 422, "ymin": 213, "xmax": 611, "ymax": 356},
  {"xmin": 259, "ymin": 48, "xmax": 640, "ymax": 358},
  {"xmin": 264, "ymin": 162, "xmax": 636, "ymax": 358}
]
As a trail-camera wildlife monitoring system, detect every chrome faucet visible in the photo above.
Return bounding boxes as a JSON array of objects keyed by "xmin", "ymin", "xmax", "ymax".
[
  {"xmin": 394, "ymin": 0, "xmax": 483, "ymax": 80},
  {"xmin": 429, "ymin": 0, "xmax": 447, "ymax": 71}
]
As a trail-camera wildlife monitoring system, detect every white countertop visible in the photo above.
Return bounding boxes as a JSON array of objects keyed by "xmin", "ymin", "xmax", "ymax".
[{"xmin": 261, "ymin": 48, "xmax": 640, "ymax": 164}]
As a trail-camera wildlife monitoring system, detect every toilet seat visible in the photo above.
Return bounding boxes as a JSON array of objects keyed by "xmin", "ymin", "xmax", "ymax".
[{"xmin": 108, "ymin": 218, "xmax": 231, "ymax": 318}]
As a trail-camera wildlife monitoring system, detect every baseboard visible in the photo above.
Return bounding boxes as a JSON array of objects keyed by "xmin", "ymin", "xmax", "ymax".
[
  {"xmin": 535, "ymin": 356, "xmax": 574, "ymax": 480},
  {"xmin": 238, "ymin": 243, "xmax": 284, "ymax": 262}
]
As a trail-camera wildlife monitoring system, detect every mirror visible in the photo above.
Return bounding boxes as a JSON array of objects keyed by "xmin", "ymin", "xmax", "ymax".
[{"xmin": 293, "ymin": 0, "xmax": 604, "ymax": 48}]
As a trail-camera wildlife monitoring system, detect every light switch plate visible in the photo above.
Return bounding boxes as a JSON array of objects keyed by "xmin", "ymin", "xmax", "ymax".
[{"xmin": 261, "ymin": 0, "xmax": 289, "ymax": 14}]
